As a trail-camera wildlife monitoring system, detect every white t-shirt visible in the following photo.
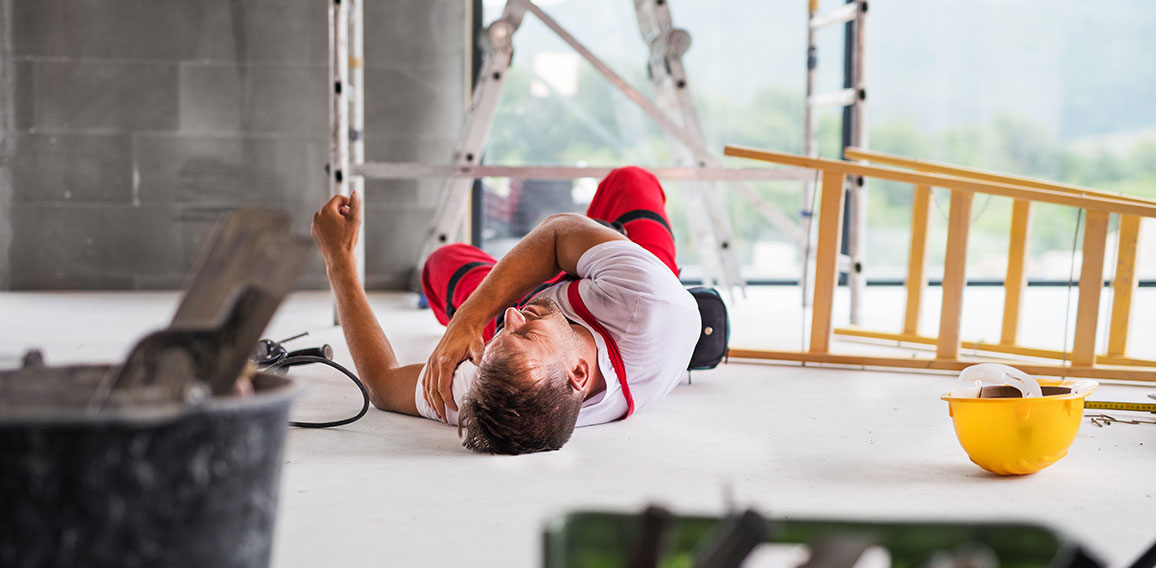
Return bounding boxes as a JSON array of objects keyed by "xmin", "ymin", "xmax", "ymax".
[{"xmin": 414, "ymin": 240, "xmax": 701, "ymax": 427}]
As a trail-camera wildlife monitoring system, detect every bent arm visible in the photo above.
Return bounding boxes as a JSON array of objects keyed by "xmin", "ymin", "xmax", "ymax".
[
  {"xmin": 449, "ymin": 213, "xmax": 627, "ymax": 332},
  {"xmin": 422, "ymin": 213, "xmax": 627, "ymax": 419},
  {"xmin": 326, "ymin": 259, "xmax": 422, "ymax": 416}
]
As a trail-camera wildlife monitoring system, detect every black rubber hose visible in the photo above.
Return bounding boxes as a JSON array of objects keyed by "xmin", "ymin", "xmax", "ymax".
[
  {"xmin": 265, "ymin": 355, "xmax": 370, "ymax": 429},
  {"xmin": 284, "ymin": 345, "xmax": 334, "ymax": 365}
]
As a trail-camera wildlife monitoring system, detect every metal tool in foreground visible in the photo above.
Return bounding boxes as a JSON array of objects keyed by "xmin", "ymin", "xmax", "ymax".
[{"xmin": 89, "ymin": 210, "xmax": 308, "ymax": 410}]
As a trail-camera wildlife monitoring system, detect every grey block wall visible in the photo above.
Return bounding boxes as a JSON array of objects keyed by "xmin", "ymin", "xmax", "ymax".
[
  {"xmin": 0, "ymin": 0, "xmax": 465, "ymax": 290},
  {"xmin": 0, "ymin": 2, "xmax": 10, "ymax": 290}
]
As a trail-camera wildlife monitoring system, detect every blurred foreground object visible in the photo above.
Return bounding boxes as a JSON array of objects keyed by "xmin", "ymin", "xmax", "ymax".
[{"xmin": 0, "ymin": 210, "xmax": 307, "ymax": 568}]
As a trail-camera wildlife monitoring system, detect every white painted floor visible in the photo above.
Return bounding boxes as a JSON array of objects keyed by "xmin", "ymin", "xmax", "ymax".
[{"xmin": 3, "ymin": 287, "xmax": 1155, "ymax": 566}]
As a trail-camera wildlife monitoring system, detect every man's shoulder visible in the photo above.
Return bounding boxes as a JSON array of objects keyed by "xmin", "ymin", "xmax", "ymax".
[
  {"xmin": 580, "ymin": 241, "xmax": 678, "ymax": 283},
  {"xmin": 570, "ymin": 244, "xmax": 691, "ymax": 317}
]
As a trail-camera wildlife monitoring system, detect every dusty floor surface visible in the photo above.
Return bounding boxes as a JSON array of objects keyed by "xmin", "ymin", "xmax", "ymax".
[{"xmin": 3, "ymin": 286, "xmax": 1154, "ymax": 566}]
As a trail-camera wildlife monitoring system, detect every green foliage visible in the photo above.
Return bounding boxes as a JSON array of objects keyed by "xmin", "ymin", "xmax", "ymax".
[{"xmin": 484, "ymin": 65, "xmax": 1156, "ymax": 275}]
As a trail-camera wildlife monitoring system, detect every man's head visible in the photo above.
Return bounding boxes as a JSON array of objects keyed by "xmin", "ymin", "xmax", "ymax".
[{"xmin": 457, "ymin": 298, "xmax": 591, "ymax": 454}]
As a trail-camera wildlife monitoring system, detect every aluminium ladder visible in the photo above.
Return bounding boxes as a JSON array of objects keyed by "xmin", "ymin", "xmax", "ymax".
[{"xmin": 804, "ymin": 0, "xmax": 868, "ymax": 324}]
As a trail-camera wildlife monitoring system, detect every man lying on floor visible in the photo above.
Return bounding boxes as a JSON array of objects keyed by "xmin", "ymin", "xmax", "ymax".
[{"xmin": 311, "ymin": 167, "xmax": 700, "ymax": 455}]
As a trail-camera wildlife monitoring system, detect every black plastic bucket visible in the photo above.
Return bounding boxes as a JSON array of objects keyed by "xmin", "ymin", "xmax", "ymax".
[{"xmin": 0, "ymin": 364, "xmax": 299, "ymax": 568}]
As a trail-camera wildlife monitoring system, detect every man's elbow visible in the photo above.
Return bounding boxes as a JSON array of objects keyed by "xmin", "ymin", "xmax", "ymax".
[
  {"xmin": 541, "ymin": 212, "xmax": 586, "ymax": 228},
  {"xmin": 360, "ymin": 364, "xmax": 424, "ymax": 417},
  {"xmin": 367, "ymin": 387, "xmax": 402, "ymax": 413},
  {"xmin": 359, "ymin": 377, "xmax": 391, "ymax": 412},
  {"xmin": 365, "ymin": 380, "xmax": 418, "ymax": 416},
  {"xmin": 368, "ymin": 392, "xmax": 391, "ymax": 412}
]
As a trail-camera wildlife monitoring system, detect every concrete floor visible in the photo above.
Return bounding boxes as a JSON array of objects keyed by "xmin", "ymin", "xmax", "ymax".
[{"xmin": 3, "ymin": 287, "xmax": 1155, "ymax": 566}]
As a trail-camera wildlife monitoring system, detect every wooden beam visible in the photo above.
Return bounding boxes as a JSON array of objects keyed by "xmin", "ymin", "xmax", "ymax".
[
  {"xmin": 1107, "ymin": 215, "xmax": 1142, "ymax": 357},
  {"xmin": 723, "ymin": 145, "xmax": 1156, "ymax": 219},
  {"xmin": 903, "ymin": 185, "xmax": 932, "ymax": 334},
  {"xmin": 1000, "ymin": 200, "xmax": 1032, "ymax": 344},
  {"xmin": 1072, "ymin": 210, "xmax": 1110, "ymax": 367},
  {"xmin": 843, "ymin": 147, "xmax": 1156, "ymax": 207},
  {"xmin": 726, "ymin": 349, "xmax": 1156, "ymax": 382},
  {"xmin": 937, "ymin": 190, "xmax": 973, "ymax": 360},
  {"xmin": 809, "ymin": 170, "xmax": 847, "ymax": 353},
  {"xmin": 832, "ymin": 326, "xmax": 1156, "ymax": 367}
]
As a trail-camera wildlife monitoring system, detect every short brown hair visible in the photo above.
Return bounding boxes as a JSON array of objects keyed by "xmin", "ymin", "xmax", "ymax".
[{"xmin": 458, "ymin": 351, "xmax": 582, "ymax": 454}]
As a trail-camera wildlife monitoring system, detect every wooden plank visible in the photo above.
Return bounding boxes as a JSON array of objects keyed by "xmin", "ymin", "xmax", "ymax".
[
  {"xmin": 723, "ymin": 145, "xmax": 1156, "ymax": 219},
  {"xmin": 1000, "ymin": 200, "xmax": 1032, "ymax": 344},
  {"xmin": 726, "ymin": 349, "xmax": 1156, "ymax": 382},
  {"xmin": 809, "ymin": 170, "xmax": 847, "ymax": 353},
  {"xmin": 1072, "ymin": 210, "xmax": 1110, "ymax": 367},
  {"xmin": 844, "ymin": 147, "xmax": 1156, "ymax": 207},
  {"xmin": 832, "ymin": 326, "xmax": 1156, "ymax": 367},
  {"xmin": 937, "ymin": 190, "xmax": 973, "ymax": 359},
  {"xmin": 1099, "ymin": 354, "xmax": 1156, "ymax": 367},
  {"xmin": 903, "ymin": 185, "xmax": 932, "ymax": 334},
  {"xmin": 1107, "ymin": 215, "xmax": 1142, "ymax": 356}
]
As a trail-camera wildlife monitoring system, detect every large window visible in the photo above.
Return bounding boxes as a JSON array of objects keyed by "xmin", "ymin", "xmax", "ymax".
[{"xmin": 477, "ymin": 0, "xmax": 1156, "ymax": 283}]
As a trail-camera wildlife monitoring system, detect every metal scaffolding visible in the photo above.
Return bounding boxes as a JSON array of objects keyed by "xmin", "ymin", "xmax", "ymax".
[
  {"xmin": 327, "ymin": 0, "xmax": 864, "ymax": 310},
  {"xmin": 328, "ymin": 0, "xmax": 365, "ymax": 277},
  {"xmin": 328, "ymin": 0, "xmax": 365, "ymax": 323},
  {"xmin": 804, "ymin": 0, "xmax": 868, "ymax": 324}
]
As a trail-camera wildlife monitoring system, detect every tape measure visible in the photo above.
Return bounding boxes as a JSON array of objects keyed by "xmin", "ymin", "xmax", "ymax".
[{"xmin": 1085, "ymin": 401, "xmax": 1156, "ymax": 414}]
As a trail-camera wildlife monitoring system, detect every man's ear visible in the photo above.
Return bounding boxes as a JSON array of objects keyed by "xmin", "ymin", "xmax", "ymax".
[{"xmin": 567, "ymin": 358, "xmax": 590, "ymax": 392}]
